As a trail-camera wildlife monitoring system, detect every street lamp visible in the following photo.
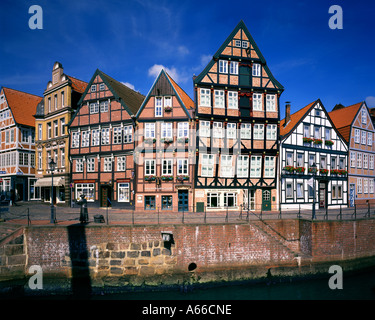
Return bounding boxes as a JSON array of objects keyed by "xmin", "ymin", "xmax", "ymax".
[
  {"xmin": 310, "ymin": 163, "xmax": 317, "ymax": 220},
  {"xmin": 49, "ymin": 159, "xmax": 56, "ymax": 224}
]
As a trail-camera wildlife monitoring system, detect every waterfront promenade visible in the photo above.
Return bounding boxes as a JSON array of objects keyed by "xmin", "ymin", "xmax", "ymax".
[{"xmin": 1, "ymin": 201, "xmax": 374, "ymax": 229}]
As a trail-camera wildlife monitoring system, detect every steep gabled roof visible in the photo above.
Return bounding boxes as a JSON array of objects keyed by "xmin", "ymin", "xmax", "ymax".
[
  {"xmin": 2, "ymin": 87, "xmax": 42, "ymax": 127},
  {"xmin": 194, "ymin": 20, "xmax": 284, "ymax": 91},
  {"xmin": 76, "ymin": 69, "xmax": 145, "ymax": 117},
  {"xmin": 280, "ymin": 100, "xmax": 317, "ymax": 139},
  {"xmin": 66, "ymin": 75, "xmax": 88, "ymax": 93},
  {"xmin": 328, "ymin": 102, "xmax": 366, "ymax": 143},
  {"xmin": 136, "ymin": 69, "xmax": 194, "ymax": 118}
]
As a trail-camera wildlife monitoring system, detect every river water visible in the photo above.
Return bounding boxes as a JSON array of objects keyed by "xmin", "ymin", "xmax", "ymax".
[{"xmin": 95, "ymin": 269, "xmax": 375, "ymax": 300}]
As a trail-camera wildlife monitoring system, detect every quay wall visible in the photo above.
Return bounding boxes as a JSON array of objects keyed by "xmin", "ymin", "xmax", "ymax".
[{"xmin": 1, "ymin": 219, "xmax": 375, "ymax": 288}]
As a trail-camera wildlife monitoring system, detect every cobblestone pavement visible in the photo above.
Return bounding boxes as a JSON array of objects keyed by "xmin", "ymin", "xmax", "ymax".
[{"xmin": 0, "ymin": 201, "xmax": 374, "ymax": 228}]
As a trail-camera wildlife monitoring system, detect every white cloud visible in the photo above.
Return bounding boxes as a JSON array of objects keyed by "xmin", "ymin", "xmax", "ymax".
[
  {"xmin": 148, "ymin": 64, "xmax": 180, "ymax": 82},
  {"xmin": 366, "ymin": 96, "xmax": 375, "ymax": 108},
  {"xmin": 121, "ymin": 82, "xmax": 135, "ymax": 91},
  {"xmin": 177, "ymin": 46, "xmax": 189, "ymax": 56}
]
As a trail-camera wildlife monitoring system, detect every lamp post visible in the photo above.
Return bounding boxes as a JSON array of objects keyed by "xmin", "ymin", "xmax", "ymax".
[
  {"xmin": 49, "ymin": 159, "xmax": 56, "ymax": 224},
  {"xmin": 310, "ymin": 163, "xmax": 317, "ymax": 220}
]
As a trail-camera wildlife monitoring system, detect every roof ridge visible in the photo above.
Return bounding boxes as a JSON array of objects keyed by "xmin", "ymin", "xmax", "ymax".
[{"xmin": 2, "ymin": 87, "xmax": 42, "ymax": 98}]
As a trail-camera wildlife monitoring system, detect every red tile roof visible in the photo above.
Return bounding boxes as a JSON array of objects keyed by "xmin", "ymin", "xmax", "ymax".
[
  {"xmin": 328, "ymin": 102, "xmax": 363, "ymax": 142},
  {"xmin": 165, "ymin": 72, "xmax": 194, "ymax": 110},
  {"xmin": 66, "ymin": 75, "xmax": 88, "ymax": 93},
  {"xmin": 2, "ymin": 87, "xmax": 42, "ymax": 127},
  {"xmin": 280, "ymin": 100, "xmax": 317, "ymax": 138}
]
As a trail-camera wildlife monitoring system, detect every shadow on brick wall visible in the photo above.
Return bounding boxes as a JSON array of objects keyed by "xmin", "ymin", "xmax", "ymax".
[{"xmin": 67, "ymin": 224, "xmax": 92, "ymax": 299}]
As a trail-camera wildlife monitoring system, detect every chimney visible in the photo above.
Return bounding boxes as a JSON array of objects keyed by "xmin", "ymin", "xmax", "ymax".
[{"xmin": 284, "ymin": 101, "xmax": 291, "ymax": 127}]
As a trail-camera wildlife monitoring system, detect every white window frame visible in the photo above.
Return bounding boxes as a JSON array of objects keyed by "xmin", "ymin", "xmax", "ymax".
[
  {"xmin": 229, "ymin": 61, "xmax": 238, "ymax": 75},
  {"xmin": 177, "ymin": 122, "xmax": 189, "ymax": 138},
  {"xmin": 227, "ymin": 123, "xmax": 236, "ymax": 139},
  {"xmin": 362, "ymin": 131, "xmax": 367, "ymax": 145},
  {"xmin": 354, "ymin": 129, "xmax": 360, "ymax": 143},
  {"xmin": 161, "ymin": 122, "xmax": 173, "ymax": 139},
  {"xmin": 250, "ymin": 156, "xmax": 261, "ymax": 178},
  {"xmin": 266, "ymin": 94, "xmax": 276, "ymax": 112},
  {"xmin": 364, "ymin": 178, "xmax": 369, "ymax": 194},
  {"xmin": 123, "ymin": 125, "xmax": 133, "ymax": 143},
  {"xmin": 227, "ymin": 91, "xmax": 238, "ymax": 109},
  {"xmin": 357, "ymin": 152, "xmax": 362, "ymax": 168},
  {"xmin": 214, "ymin": 90, "xmax": 225, "ymax": 108},
  {"xmin": 219, "ymin": 60, "xmax": 228, "ymax": 73},
  {"xmin": 101, "ymin": 127, "xmax": 110, "ymax": 145},
  {"xmin": 87, "ymin": 158, "xmax": 95, "ymax": 172},
  {"xmin": 75, "ymin": 183, "xmax": 95, "ymax": 202},
  {"xmin": 363, "ymin": 153, "xmax": 368, "ymax": 169},
  {"xmin": 240, "ymin": 123, "xmax": 251, "ymax": 139},
  {"xmin": 177, "ymin": 159, "xmax": 188, "ymax": 175},
  {"xmin": 237, "ymin": 155, "xmax": 249, "ymax": 178},
  {"xmin": 350, "ymin": 152, "xmax": 356, "ymax": 168},
  {"xmin": 145, "ymin": 159, "xmax": 156, "ymax": 176},
  {"xmin": 358, "ymin": 178, "xmax": 362, "ymax": 194},
  {"xmin": 201, "ymin": 154, "xmax": 214, "ymax": 177},
  {"xmin": 253, "ymin": 93, "xmax": 262, "ymax": 111},
  {"xmin": 103, "ymin": 157, "xmax": 112, "ymax": 172},
  {"xmin": 117, "ymin": 156, "xmax": 126, "ymax": 171},
  {"xmin": 144, "ymin": 123, "xmax": 155, "ymax": 139},
  {"xmin": 76, "ymin": 158, "xmax": 83, "ymax": 172},
  {"xmin": 118, "ymin": 183, "xmax": 130, "ymax": 202},
  {"xmin": 264, "ymin": 156, "xmax": 275, "ymax": 178},
  {"xmin": 200, "ymin": 88, "xmax": 211, "ymax": 107},
  {"xmin": 155, "ymin": 96, "xmax": 163, "ymax": 117},
  {"xmin": 213, "ymin": 122, "xmax": 223, "ymax": 138},
  {"xmin": 266, "ymin": 124, "xmax": 277, "ymax": 140},
  {"xmin": 253, "ymin": 124, "xmax": 264, "ymax": 140},
  {"xmin": 90, "ymin": 102, "xmax": 99, "ymax": 114},
  {"xmin": 113, "ymin": 127, "xmax": 122, "ymax": 144},
  {"xmin": 72, "ymin": 131, "xmax": 80, "ymax": 148},
  {"xmin": 81, "ymin": 130, "xmax": 90, "ymax": 147},
  {"xmin": 162, "ymin": 159, "xmax": 173, "ymax": 175},
  {"xmin": 368, "ymin": 132, "xmax": 373, "ymax": 146},
  {"xmin": 221, "ymin": 155, "xmax": 233, "ymax": 177},
  {"xmin": 370, "ymin": 179, "xmax": 374, "ymax": 194},
  {"xmin": 362, "ymin": 109, "xmax": 367, "ymax": 125},
  {"xmin": 370, "ymin": 155, "xmax": 374, "ymax": 170},
  {"xmin": 91, "ymin": 128, "xmax": 100, "ymax": 146},
  {"xmin": 100, "ymin": 101, "xmax": 109, "ymax": 113},
  {"xmin": 252, "ymin": 63, "xmax": 261, "ymax": 77},
  {"xmin": 199, "ymin": 121, "xmax": 210, "ymax": 137}
]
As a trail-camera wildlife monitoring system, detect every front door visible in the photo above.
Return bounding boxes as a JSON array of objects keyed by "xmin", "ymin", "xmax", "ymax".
[
  {"xmin": 319, "ymin": 182, "xmax": 327, "ymax": 208},
  {"xmin": 178, "ymin": 190, "xmax": 189, "ymax": 212},
  {"xmin": 262, "ymin": 190, "xmax": 271, "ymax": 211},
  {"xmin": 100, "ymin": 186, "xmax": 112, "ymax": 207}
]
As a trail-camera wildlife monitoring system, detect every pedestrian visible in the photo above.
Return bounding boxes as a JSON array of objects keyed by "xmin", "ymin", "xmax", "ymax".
[
  {"xmin": 10, "ymin": 189, "xmax": 15, "ymax": 206},
  {"xmin": 76, "ymin": 194, "xmax": 89, "ymax": 224}
]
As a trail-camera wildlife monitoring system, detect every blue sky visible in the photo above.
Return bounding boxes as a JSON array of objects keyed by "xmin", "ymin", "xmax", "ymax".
[{"xmin": 0, "ymin": 0, "xmax": 374, "ymax": 119}]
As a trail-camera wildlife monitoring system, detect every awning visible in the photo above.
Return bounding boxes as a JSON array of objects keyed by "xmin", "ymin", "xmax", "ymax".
[{"xmin": 35, "ymin": 177, "xmax": 65, "ymax": 187}]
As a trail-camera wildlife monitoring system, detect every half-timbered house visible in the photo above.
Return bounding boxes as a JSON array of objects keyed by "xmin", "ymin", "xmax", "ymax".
[
  {"xmin": 134, "ymin": 69, "xmax": 195, "ymax": 212},
  {"xmin": 280, "ymin": 100, "xmax": 348, "ymax": 210},
  {"xmin": 193, "ymin": 20, "xmax": 284, "ymax": 212},
  {"xmin": 329, "ymin": 101, "xmax": 375, "ymax": 206},
  {"xmin": 0, "ymin": 87, "xmax": 42, "ymax": 201},
  {"xmin": 68, "ymin": 69, "xmax": 145, "ymax": 208}
]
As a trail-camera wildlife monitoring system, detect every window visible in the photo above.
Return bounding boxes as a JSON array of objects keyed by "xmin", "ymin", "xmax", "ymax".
[
  {"xmin": 47, "ymin": 123, "xmax": 52, "ymax": 139},
  {"xmin": 315, "ymin": 109, "xmax": 320, "ymax": 117},
  {"xmin": 357, "ymin": 152, "xmax": 362, "ymax": 168},
  {"xmin": 320, "ymin": 156, "xmax": 327, "ymax": 169},
  {"xmin": 145, "ymin": 196, "xmax": 156, "ymax": 210},
  {"xmin": 358, "ymin": 178, "xmax": 362, "ymax": 194},
  {"xmin": 99, "ymin": 83, "xmax": 105, "ymax": 91},
  {"xmin": 87, "ymin": 158, "xmax": 95, "ymax": 172},
  {"xmin": 362, "ymin": 131, "xmax": 367, "ymax": 145},
  {"xmin": 242, "ymin": 41, "xmax": 248, "ymax": 48},
  {"xmin": 81, "ymin": 130, "xmax": 90, "ymax": 147},
  {"xmin": 38, "ymin": 152, "xmax": 42, "ymax": 170},
  {"xmin": 103, "ymin": 157, "xmax": 112, "ymax": 172},
  {"xmin": 253, "ymin": 124, "xmax": 264, "ymax": 140},
  {"xmin": 368, "ymin": 132, "xmax": 373, "ymax": 146},
  {"xmin": 252, "ymin": 63, "xmax": 261, "ymax": 77},
  {"xmin": 250, "ymin": 156, "xmax": 261, "ymax": 177},
  {"xmin": 72, "ymin": 132, "xmax": 80, "ymax": 148},
  {"xmin": 200, "ymin": 88, "xmax": 211, "ymax": 107},
  {"xmin": 155, "ymin": 97, "xmax": 163, "ymax": 117},
  {"xmin": 207, "ymin": 193, "xmax": 219, "ymax": 208},
  {"xmin": 354, "ymin": 129, "xmax": 360, "ymax": 143},
  {"xmin": 266, "ymin": 94, "xmax": 276, "ymax": 111},
  {"xmin": 297, "ymin": 183, "xmax": 303, "ymax": 198},
  {"xmin": 219, "ymin": 60, "xmax": 228, "ymax": 73},
  {"xmin": 309, "ymin": 154, "xmax": 316, "ymax": 168},
  {"xmin": 332, "ymin": 185, "xmax": 343, "ymax": 199},
  {"xmin": 161, "ymin": 195, "xmax": 172, "ymax": 210},
  {"xmin": 90, "ymin": 85, "xmax": 96, "ymax": 92},
  {"xmin": 145, "ymin": 123, "xmax": 155, "ymax": 138},
  {"xmin": 286, "ymin": 152, "xmax": 293, "ymax": 166},
  {"xmin": 370, "ymin": 155, "xmax": 374, "ymax": 170},
  {"xmin": 76, "ymin": 159, "xmax": 83, "ymax": 172},
  {"xmin": 89, "ymin": 102, "xmax": 99, "ymax": 114},
  {"xmin": 21, "ymin": 129, "xmax": 29, "ymax": 143},
  {"xmin": 229, "ymin": 61, "xmax": 238, "ymax": 75},
  {"xmin": 267, "ymin": 124, "xmax": 277, "ymax": 140},
  {"xmin": 264, "ymin": 156, "xmax": 275, "ymax": 177},
  {"xmin": 145, "ymin": 159, "xmax": 156, "ymax": 176},
  {"xmin": 199, "ymin": 121, "xmax": 210, "ymax": 137},
  {"xmin": 100, "ymin": 101, "xmax": 109, "ymax": 113},
  {"xmin": 325, "ymin": 128, "xmax": 331, "ymax": 141},
  {"xmin": 91, "ymin": 128, "xmax": 100, "ymax": 146},
  {"xmin": 227, "ymin": 123, "xmax": 236, "ymax": 139},
  {"xmin": 304, "ymin": 125, "xmax": 310, "ymax": 137},
  {"xmin": 214, "ymin": 90, "xmax": 225, "ymax": 108},
  {"xmin": 240, "ymin": 123, "xmax": 251, "ymax": 139},
  {"xmin": 117, "ymin": 156, "xmax": 126, "ymax": 171},
  {"xmin": 314, "ymin": 126, "xmax": 320, "ymax": 139},
  {"xmin": 177, "ymin": 159, "xmax": 188, "ymax": 175},
  {"xmin": 54, "ymin": 94, "xmax": 57, "ymax": 110},
  {"xmin": 177, "ymin": 122, "xmax": 189, "ymax": 138},
  {"xmin": 162, "ymin": 159, "xmax": 173, "ymax": 175},
  {"xmin": 286, "ymin": 183, "xmax": 293, "ymax": 198},
  {"xmin": 201, "ymin": 154, "xmax": 214, "ymax": 177},
  {"xmin": 350, "ymin": 152, "xmax": 356, "ymax": 167},
  {"xmin": 161, "ymin": 122, "xmax": 173, "ymax": 139},
  {"xmin": 228, "ymin": 91, "xmax": 238, "ymax": 109},
  {"xmin": 363, "ymin": 154, "xmax": 368, "ymax": 169},
  {"xmin": 164, "ymin": 96, "xmax": 172, "ymax": 108},
  {"xmin": 31, "ymin": 153, "xmax": 35, "ymax": 167},
  {"xmin": 364, "ymin": 179, "xmax": 369, "ymax": 194},
  {"xmin": 5, "ymin": 131, "xmax": 9, "ymax": 144},
  {"xmin": 235, "ymin": 40, "xmax": 241, "ymax": 47},
  {"xmin": 221, "ymin": 155, "xmax": 233, "ymax": 177},
  {"xmin": 362, "ymin": 109, "xmax": 367, "ymax": 124},
  {"xmin": 253, "ymin": 93, "xmax": 262, "ymax": 111},
  {"xmin": 118, "ymin": 183, "xmax": 130, "ymax": 202},
  {"xmin": 224, "ymin": 193, "xmax": 237, "ymax": 207},
  {"xmin": 296, "ymin": 153, "xmax": 304, "ymax": 167},
  {"xmin": 331, "ymin": 156, "xmax": 337, "ymax": 169},
  {"xmin": 237, "ymin": 155, "xmax": 249, "ymax": 177},
  {"xmin": 101, "ymin": 128, "xmax": 110, "ymax": 145},
  {"xmin": 61, "ymin": 91, "xmax": 65, "ymax": 108},
  {"xmin": 213, "ymin": 122, "xmax": 223, "ymax": 138},
  {"xmin": 370, "ymin": 179, "xmax": 374, "ymax": 194},
  {"xmin": 124, "ymin": 125, "xmax": 132, "ymax": 143},
  {"xmin": 38, "ymin": 124, "xmax": 42, "ymax": 140},
  {"xmin": 75, "ymin": 183, "xmax": 95, "ymax": 202},
  {"xmin": 60, "ymin": 118, "xmax": 65, "ymax": 136},
  {"xmin": 113, "ymin": 127, "xmax": 122, "ymax": 144}
]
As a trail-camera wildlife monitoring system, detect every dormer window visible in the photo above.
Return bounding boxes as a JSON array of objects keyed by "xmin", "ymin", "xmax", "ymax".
[
  {"xmin": 242, "ymin": 41, "xmax": 249, "ymax": 48},
  {"xmin": 91, "ymin": 85, "xmax": 96, "ymax": 93},
  {"xmin": 235, "ymin": 40, "xmax": 241, "ymax": 47}
]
